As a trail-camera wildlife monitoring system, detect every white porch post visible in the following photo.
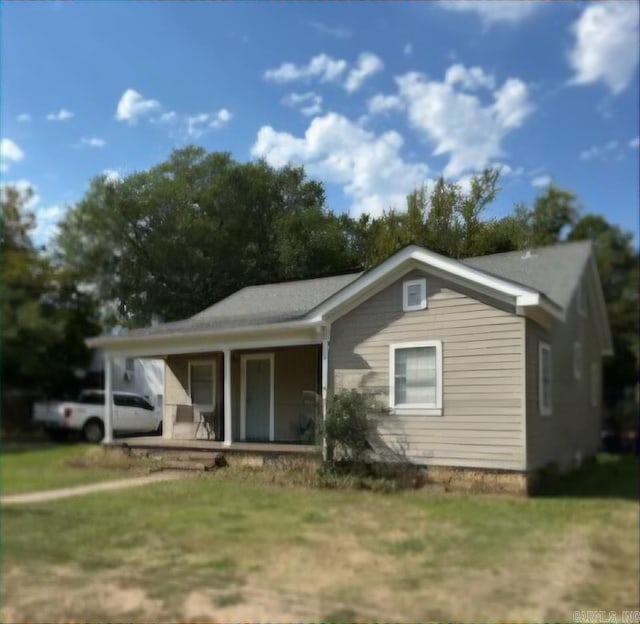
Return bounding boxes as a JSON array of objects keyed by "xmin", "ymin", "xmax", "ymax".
[
  {"xmin": 103, "ymin": 353, "xmax": 114, "ymax": 444},
  {"xmin": 223, "ymin": 349, "xmax": 232, "ymax": 446},
  {"xmin": 321, "ymin": 325, "xmax": 330, "ymax": 458}
]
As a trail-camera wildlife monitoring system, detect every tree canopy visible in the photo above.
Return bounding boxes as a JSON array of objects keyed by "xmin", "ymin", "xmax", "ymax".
[
  {"xmin": 7, "ymin": 145, "xmax": 636, "ymax": 418},
  {"xmin": 1, "ymin": 186, "xmax": 99, "ymax": 395}
]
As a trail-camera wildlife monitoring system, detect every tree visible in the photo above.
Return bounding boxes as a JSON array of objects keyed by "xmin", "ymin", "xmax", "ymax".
[
  {"xmin": 1, "ymin": 185, "xmax": 99, "ymax": 397},
  {"xmin": 569, "ymin": 215, "xmax": 639, "ymax": 409},
  {"xmin": 358, "ymin": 168, "xmax": 506, "ymax": 266},
  {"xmin": 516, "ymin": 184, "xmax": 580, "ymax": 247},
  {"xmin": 55, "ymin": 147, "xmax": 358, "ymax": 326}
]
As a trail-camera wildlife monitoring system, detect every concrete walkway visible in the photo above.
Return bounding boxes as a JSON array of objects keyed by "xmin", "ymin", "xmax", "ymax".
[{"xmin": 2, "ymin": 472, "xmax": 184, "ymax": 506}]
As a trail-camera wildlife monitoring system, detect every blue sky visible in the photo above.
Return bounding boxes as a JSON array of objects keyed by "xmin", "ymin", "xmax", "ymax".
[{"xmin": 2, "ymin": 1, "xmax": 638, "ymax": 246}]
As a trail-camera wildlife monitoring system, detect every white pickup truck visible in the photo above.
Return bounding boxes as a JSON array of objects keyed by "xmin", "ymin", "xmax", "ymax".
[{"xmin": 33, "ymin": 390, "xmax": 163, "ymax": 442}]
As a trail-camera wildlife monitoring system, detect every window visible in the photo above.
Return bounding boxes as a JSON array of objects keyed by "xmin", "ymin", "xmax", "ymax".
[
  {"xmin": 403, "ymin": 278, "xmax": 427, "ymax": 312},
  {"xmin": 131, "ymin": 396, "xmax": 154, "ymax": 411},
  {"xmin": 114, "ymin": 394, "xmax": 136, "ymax": 407},
  {"xmin": 79, "ymin": 391, "xmax": 104, "ymax": 405},
  {"xmin": 539, "ymin": 342, "xmax": 552, "ymax": 416},
  {"xmin": 591, "ymin": 362, "xmax": 599, "ymax": 407},
  {"xmin": 189, "ymin": 361, "xmax": 215, "ymax": 407},
  {"xmin": 389, "ymin": 340, "xmax": 442, "ymax": 413},
  {"xmin": 573, "ymin": 341, "xmax": 582, "ymax": 380}
]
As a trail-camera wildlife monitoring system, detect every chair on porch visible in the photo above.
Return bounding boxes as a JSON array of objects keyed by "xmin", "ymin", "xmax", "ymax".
[
  {"xmin": 195, "ymin": 409, "xmax": 221, "ymax": 440},
  {"xmin": 293, "ymin": 390, "xmax": 320, "ymax": 443}
]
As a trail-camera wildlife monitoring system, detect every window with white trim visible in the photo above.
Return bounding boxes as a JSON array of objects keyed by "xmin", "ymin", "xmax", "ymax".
[
  {"xmin": 539, "ymin": 342, "xmax": 552, "ymax": 416},
  {"xmin": 189, "ymin": 361, "xmax": 215, "ymax": 407},
  {"xmin": 389, "ymin": 340, "xmax": 442, "ymax": 413},
  {"xmin": 591, "ymin": 362, "xmax": 599, "ymax": 407},
  {"xmin": 573, "ymin": 341, "xmax": 582, "ymax": 380},
  {"xmin": 403, "ymin": 278, "xmax": 427, "ymax": 312}
]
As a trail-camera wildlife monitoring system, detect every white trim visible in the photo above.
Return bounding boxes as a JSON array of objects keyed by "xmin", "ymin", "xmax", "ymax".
[
  {"xmin": 403, "ymin": 278, "xmax": 427, "ymax": 312},
  {"xmin": 240, "ymin": 353, "xmax": 275, "ymax": 442},
  {"xmin": 187, "ymin": 359, "xmax": 216, "ymax": 411},
  {"xmin": 102, "ymin": 334, "xmax": 320, "ymax": 359},
  {"xmin": 87, "ymin": 319, "xmax": 323, "ymax": 350},
  {"xmin": 389, "ymin": 340, "xmax": 443, "ymax": 414},
  {"xmin": 539, "ymin": 341, "xmax": 552, "ymax": 417},
  {"xmin": 223, "ymin": 349, "xmax": 232, "ymax": 446},
  {"xmin": 573, "ymin": 341, "xmax": 582, "ymax": 380},
  {"xmin": 309, "ymin": 245, "xmax": 559, "ymax": 321},
  {"xmin": 587, "ymin": 254, "xmax": 614, "ymax": 355},
  {"xmin": 103, "ymin": 355, "xmax": 114, "ymax": 444}
]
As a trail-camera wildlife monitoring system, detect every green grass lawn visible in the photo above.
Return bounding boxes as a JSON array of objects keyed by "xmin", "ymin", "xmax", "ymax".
[
  {"xmin": 2, "ymin": 448, "xmax": 638, "ymax": 622},
  {"xmin": 1, "ymin": 443, "xmax": 148, "ymax": 494}
]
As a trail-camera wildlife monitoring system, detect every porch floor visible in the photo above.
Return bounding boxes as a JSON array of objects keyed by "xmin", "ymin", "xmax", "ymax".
[{"xmin": 113, "ymin": 436, "xmax": 320, "ymax": 455}]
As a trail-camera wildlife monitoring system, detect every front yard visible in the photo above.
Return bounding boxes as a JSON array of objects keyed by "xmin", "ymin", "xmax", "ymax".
[{"xmin": 2, "ymin": 446, "xmax": 638, "ymax": 622}]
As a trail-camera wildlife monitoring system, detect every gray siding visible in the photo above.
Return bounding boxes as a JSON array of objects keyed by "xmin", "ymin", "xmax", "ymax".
[
  {"xmin": 329, "ymin": 270, "xmax": 526, "ymax": 470},
  {"xmin": 525, "ymin": 267, "xmax": 603, "ymax": 470},
  {"xmin": 165, "ymin": 346, "xmax": 319, "ymax": 443}
]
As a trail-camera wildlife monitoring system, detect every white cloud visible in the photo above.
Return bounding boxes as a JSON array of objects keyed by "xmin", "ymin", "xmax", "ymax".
[
  {"xmin": 33, "ymin": 204, "xmax": 64, "ymax": 245},
  {"xmin": 185, "ymin": 109, "xmax": 233, "ymax": 137},
  {"xmin": 282, "ymin": 92, "xmax": 323, "ymax": 116},
  {"xmin": 17, "ymin": 113, "xmax": 31, "ymax": 123},
  {"xmin": 445, "ymin": 64, "xmax": 495, "ymax": 91},
  {"xmin": 531, "ymin": 175, "xmax": 551, "ymax": 189},
  {"xmin": 344, "ymin": 52, "xmax": 384, "ymax": 93},
  {"xmin": 309, "ymin": 21, "xmax": 352, "ymax": 39},
  {"xmin": 367, "ymin": 93, "xmax": 404, "ymax": 115},
  {"xmin": 492, "ymin": 78, "xmax": 532, "ymax": 128},
  {"xmin": 78, "ymin": 137, "xmax": 106, "ymax": 148},
  {"xmin": 629, "ymin": 137, "xmax": 640, "ymax": 149},
  {"xmin": 403, "ymin": 43, "xmax": 413, "ymax": 56},
  {"xmin": 46, "ymin": 108, "xmax": 74, "ymax": 121},
  {"xmin": 210, "ymin": 108, "xmax": 232, "ymax": 129},
  {"xmin": 116, "ymin": 89, "xmax": 161, "ymax": 124},
  {"xmin": 265, "ymin": 54, "xmax": 347, "ymax": 84},
  {"xmin": 568, "ymin": 2, "xmax": 639, "ymax": 95},
  {"xmin": 396, "ymin": 66, "xmax": 534, "ymax": 177},
  {"xmin": 439, "ymin": 1, "xmax": 540, "ymax": 26},
  {"xmin": 157, "ymin": 111, "xmax": 177, "ymax": 123},
  {"xmin": 1, "ymin": 138, "xmax": 24, "ymax": 172},
  {"xmin": 251, "ymin": 112, "xmax": 429, "ymax": 217},
  {"xmin": 102, "ymin": 169, "xmax": 122, "ymax": 184},
  {"xmin": 265, "ymin": 52, "xmax": 382, "ymax": 92},
  {"xmin": 579, "ymin": 138, "xmax": 624, "ymax": 161}
]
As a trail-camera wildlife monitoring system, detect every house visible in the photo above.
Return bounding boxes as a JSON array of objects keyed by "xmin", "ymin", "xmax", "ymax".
[
  {"xmin": 85, "ymin": 349, "xmax": 165, "ymax": 409},
  {"xmin": 87, "ymin": 240, "xmax": 612, "ymax": 477}
]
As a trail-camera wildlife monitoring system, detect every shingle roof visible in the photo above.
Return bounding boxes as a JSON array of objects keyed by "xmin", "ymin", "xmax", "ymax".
[
  {"xmin": 123, "ymin": 272, "xmax": 362, "ymax": 337},
  {"xmin": 461, "ymin": 240, "xmax": 592, "ymax": 309},
  {"xmin": 112, "ymin": 240, "xmax": 592, "ymax": 341}
]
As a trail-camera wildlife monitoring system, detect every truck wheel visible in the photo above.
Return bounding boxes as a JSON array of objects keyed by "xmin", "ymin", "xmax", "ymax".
[
  {"xmin": 155, "ymin": 421, "xmax": 163, "ymax": 436},
  {"xmin": 83, "ymin": 418, "xmax": 104, "ymax": 443}
]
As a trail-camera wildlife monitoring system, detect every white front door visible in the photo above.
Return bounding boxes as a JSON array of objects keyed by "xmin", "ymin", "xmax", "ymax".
[{"xmin": 241, "ymin": 354, "xmax": 274, "ymax": 441}]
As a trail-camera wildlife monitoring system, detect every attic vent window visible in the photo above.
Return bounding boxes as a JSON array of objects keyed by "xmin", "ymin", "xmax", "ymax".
[{"xmin": 403, "ymin": 278, "xmax": 427, "ymax": 312}]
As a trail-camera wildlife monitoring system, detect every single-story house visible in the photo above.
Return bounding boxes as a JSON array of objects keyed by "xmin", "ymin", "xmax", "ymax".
[{"xmin": 87, "ymin": 240, "xmax": 612, "ymax": 474}]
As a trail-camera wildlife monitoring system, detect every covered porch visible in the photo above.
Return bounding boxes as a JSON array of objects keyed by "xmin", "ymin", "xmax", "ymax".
[{"xmin": 99, "ymin": 323, "xmax": 330, "ymax": 449}]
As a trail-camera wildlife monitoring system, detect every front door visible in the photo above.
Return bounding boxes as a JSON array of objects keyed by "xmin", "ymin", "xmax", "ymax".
[{"xmin": 242, "ymin": 354, "xmax": 273, "ymax": 441}]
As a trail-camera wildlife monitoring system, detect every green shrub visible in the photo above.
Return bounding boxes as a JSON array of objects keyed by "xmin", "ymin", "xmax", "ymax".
[{"xmin": 324, "ymin": 390, "xmax": 373, "ymax": 463}]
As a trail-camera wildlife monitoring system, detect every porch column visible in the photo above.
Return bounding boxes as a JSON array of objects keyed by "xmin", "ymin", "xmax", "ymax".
[
  {"xmin": 223, "ymin": 349, "xmax": 232, "ymax": 446},
  {"xmin": 103, "ymin": 353, "xmax": 114, "ymax": 444},
  {"xmin": 321, "ymin": 326, "xmax": 330, "ymax": 458}
]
